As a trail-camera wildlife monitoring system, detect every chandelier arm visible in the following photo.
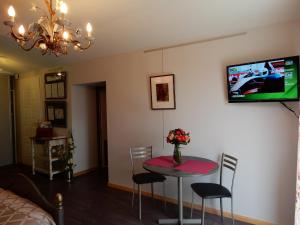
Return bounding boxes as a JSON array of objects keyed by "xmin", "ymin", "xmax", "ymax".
[
  {"xmin": 10, "ymin": 28, "xmax": 27, "ymax": 42},
  {"xmin": 44, "ymin": 0, "xmax": 52, "ymax": 14},
  {"xmin": 32, "ymin": 4, "xmax": 49, "ymax": 17},
  {"xmin": 18, "ymin": 37, "xmax": 45, "ymax": 51},
  {"xmin": 10, "ymin": 27, "xmax": 37, "ymax": 43},
  {"xmin": 42, "ymin": 49, "xmax": 48, "ymax": 55},
  {"xmin": 72, "ymin": 40, "xmax": 92, "ymax": 50}
]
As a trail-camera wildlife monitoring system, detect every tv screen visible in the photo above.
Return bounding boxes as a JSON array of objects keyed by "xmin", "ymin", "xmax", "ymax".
[{"xmin": 227, "ymin": 56, "xmax": 299, "ymax": 102}]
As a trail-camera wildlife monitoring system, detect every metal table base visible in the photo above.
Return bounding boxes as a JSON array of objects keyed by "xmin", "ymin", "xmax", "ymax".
[
  {"xmin": 158, "ymin": 219, "xmax": 202, "ymax": 224},
  {"xmin": 143, "ymin": 156, "xmax": 218, "ymax": 225},
  {"xmin": 158, "ymin": 177, "xmax": 202, "ymax": 225}
]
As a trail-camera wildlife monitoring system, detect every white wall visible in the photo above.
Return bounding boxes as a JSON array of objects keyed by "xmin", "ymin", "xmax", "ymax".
[
  {"xmin": 295, "ymin": 20, "xmax": 300, "ymax": 54},
  {"xmin": 71, "ymin": 85, "xmax": 98, "ymax": 173},
  {"xmin": 64, "ymin": 21, "xmax": 300, "ymax": 224}
]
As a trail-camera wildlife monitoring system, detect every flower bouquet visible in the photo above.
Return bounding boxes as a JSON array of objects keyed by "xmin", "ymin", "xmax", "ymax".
[{"xmin": 167, "ymin": 128, "xmax": 190, "ymax": 164}]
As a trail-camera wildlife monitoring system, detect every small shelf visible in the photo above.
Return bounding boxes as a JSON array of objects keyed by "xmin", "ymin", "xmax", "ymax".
[
  {"xmin": 35, "ymin": 168, "xmax": 64, "ymax": 176},
  {"xmin": 35, "ymin": 156, "xmax": 61, "ymax": 162},
  {"xmin": 31, "ymin": 136, "xmax": 67, "ymax": 181},
  {"xmin": 51, "ymin": 157, "xmax": 61, "ymax": 162},
  {"xmin": 35, "ymin": 167, "xmax": 49, "ymax": 175},
  {"xmin": 52, "ymin": 170, "xmax": 63, "ymax": 175}
]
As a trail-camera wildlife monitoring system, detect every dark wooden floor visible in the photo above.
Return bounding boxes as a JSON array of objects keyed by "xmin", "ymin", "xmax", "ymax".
[{"xmin": 0, "ymin": 165, "xmax": 252, "ymax": 225}]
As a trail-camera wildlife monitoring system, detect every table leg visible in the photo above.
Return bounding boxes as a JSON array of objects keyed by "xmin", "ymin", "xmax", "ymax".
[
  {"xmin": 158, "ymin": 177, "xmax": 202, "ymax": 225},
  {"xmin": 178, "ymin": 177, "xmax": 183, "ymax": 225},
  {"xmin": 31, "ymin": 139, "xmax": 35, "ymax": 175}
]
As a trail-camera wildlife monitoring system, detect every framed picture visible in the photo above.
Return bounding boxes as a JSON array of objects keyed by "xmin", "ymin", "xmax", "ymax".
[
  {"xmin": 150, "ymin": 74, "xmax": 176, "ymax": 110},
  {"xmin": 45, "ymin": 72, "xmax": 67, "ymax": 99},
  {"xmin": 45, "ymin": 101, "xmax": 67, "ymax": 127}
]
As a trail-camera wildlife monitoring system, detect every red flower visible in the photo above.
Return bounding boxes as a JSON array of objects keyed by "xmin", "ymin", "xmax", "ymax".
[{"xmin": 166, "ymin": 128, "xmax": 191, "ymax": 146}]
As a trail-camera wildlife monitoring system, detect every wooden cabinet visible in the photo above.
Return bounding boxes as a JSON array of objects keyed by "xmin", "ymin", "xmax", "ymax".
[{"xmin": 31, "ymin": 136, "xmax": 67, "ymax": 180}]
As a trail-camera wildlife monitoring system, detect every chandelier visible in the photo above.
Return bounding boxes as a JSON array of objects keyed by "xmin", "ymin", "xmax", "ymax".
[{"xmin": 3, "ymin": 0, "xmax": 94, "ymax": 56}]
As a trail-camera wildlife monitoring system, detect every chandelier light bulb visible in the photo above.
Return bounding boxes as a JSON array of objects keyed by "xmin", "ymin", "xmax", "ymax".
[
  {"xmin": 60, "ymin": 2, "xmax": 68, "ymax": 14},
  {"xmin": 74, "ymin": 43, "xmax": 81, "ymax": 51},
  {"xmin": 8, "ymin": 6, "xmax": 16, "ymax": 21},
  {"xmin": 18, "ymin": 25, "xmax": 25, "ymax": 35},
  {"xmin": 86, "ymin": 23, "xmax": 92, "ymax": 37},
  {"xmin": 63, "ymin": 31, "xmax": 69, "ymax": 40},
  {"xmin": 8, "ymin": 6, "xmax": 15, "ymax": 17},
  {"xmin": 39, "ymin": 43, "xmax": 47, "ymax": 50},
  {"xmin": 55, "ymin": 0, "xmax": 62, "ymax": 11}
]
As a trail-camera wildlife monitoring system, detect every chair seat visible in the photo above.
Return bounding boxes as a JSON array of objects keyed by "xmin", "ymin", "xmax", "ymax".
[
  {"xmin": 132, "ymin": 172, "xmax": 166, "ymax": 184},
  {"xmin": 191, "ymin": 183, "xmax": 231, "ymax": 199}
]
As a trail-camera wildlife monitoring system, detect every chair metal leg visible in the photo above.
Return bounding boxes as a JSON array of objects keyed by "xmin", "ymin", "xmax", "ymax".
[
  {"xmin": 151, "ymin": 183, "xmax": 154, "ymax": 199},
  {"xmin": 190, "ymin": 190, "xmax": 194, "ymax": 218},
  {"xmin": 202, "ymin": 198, "xmax": 205, "ymax": 225},
  {"xmin": 220, "ymin": 198, "xmax": 224, "ymax": 223},
  {"xmin": 231, "ymin": 197, "xmax": 235, "ymax": 225},
  {"xmin": 138, "ymin": 184, "xmax": 141, "ymax": 220},
  {"xmin": 163, "ymin": 181, "xmax": 166, "ymax": 210},
  {"xmin": 132, "ymin": 182, "xmax": 135, "ymax": 207}
]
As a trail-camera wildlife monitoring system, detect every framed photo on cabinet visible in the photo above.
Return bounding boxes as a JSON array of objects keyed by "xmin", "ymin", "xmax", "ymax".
[{"xmin": 150, "ymin": 74, "xmax": 176, "ymax": 110}]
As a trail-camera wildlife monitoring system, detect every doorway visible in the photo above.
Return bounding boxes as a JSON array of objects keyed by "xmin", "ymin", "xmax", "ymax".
[
  {"xmin": 96, "ymin": 84, "xmax": 108, "ymax": 180},
  {"xmin": 0, "ymin": 75, "xmax": 16, "ymax": 166},
  {"xmin": 72, "ymin": 82, "xmax": 108, "ymax": 181}
]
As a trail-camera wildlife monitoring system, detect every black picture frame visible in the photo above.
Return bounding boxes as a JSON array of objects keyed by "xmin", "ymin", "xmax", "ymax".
[
  {"xmin": 45, "ymin": 72, "xmax": 67, "ymax": 99},
  {"xmin": 150, "ymin": 74, "xmax": 176, "ymax": 110},
  {"xmin": 45, "ymin": 101, "xmax": 67, "ymax": 128}
]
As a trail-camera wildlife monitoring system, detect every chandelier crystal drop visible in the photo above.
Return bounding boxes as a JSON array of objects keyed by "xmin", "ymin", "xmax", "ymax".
[{"xmin": 3, "ymin": 0, "xmax": 94, "ymax": 56}]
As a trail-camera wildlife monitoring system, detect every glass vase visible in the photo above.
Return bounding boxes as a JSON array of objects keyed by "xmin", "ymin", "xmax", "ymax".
[{"xmin": 173, "ymin": 144, "xmax": 182, "ymax": 165}]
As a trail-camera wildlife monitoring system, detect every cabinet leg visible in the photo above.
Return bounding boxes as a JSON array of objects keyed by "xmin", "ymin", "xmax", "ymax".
[
  {"xmin": 31, "ymin": 139, "xmax": 35, "ymax": 175},
  {"xmin": 49, "ymin": 142, "xmax": 53, "ymax": 181}
]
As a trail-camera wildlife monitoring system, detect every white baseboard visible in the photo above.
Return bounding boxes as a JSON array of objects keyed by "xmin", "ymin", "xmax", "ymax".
[{"xmin": 107, "ymin": 182, "xmax": 278, "ymax": 225}]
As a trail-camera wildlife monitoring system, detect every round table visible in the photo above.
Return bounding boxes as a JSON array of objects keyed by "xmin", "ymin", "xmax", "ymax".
[{"xmin": 143, "ymin": 156, "xmax": 218, "ymax": 225}]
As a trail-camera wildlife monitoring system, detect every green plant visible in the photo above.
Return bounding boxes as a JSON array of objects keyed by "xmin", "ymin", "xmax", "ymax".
[{"xmin": 64, "ymin": 133, "xmax": 76, "ymax": 178}]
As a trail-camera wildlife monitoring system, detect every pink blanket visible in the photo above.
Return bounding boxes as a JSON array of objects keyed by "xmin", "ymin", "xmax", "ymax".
[
  {"xmin": 0, "ymin": 188, "xmax": 55, "ymax": 225},
  {"xmin": 145, "ymin": 156, "xmax": 218, "ymax": 174}
]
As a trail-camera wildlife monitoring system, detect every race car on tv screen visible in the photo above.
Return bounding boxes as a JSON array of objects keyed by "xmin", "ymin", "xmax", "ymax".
[{"xmin": 230, "ymin": 68, "xmax": 284, "ymax": 95}]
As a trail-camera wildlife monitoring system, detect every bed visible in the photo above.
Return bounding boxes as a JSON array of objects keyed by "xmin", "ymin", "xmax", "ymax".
[{"xmin": 0, "ymin": 173, "xmax": 64, "ymax": 225}]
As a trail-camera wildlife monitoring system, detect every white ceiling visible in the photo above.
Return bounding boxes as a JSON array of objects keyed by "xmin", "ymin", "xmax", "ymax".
[{"xmin": 0, "ymin": 0, "xmax": 299, "ymax": 74}]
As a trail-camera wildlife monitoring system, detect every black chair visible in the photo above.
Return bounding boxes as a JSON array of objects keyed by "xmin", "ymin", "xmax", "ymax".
[
  {"xmin": 130, "ymin": 146, "xmax": 166, "ymax": 220},
  {"xmin": 190, "ymin": 153, "xmax": 238, "ymax": 225}
]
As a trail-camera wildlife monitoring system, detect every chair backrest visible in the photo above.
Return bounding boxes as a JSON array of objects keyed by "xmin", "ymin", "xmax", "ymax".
[
  {"xmin": 220, "ymin": 153, "xmax": 238, "ymax": 194},
  {"xmin": 129, "ymin": 146, "xmax": 153, "ymax": 175}
]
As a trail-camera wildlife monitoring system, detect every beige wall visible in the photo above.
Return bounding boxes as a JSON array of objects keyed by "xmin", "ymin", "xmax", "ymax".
[
  {"xmin": 15, "ymin": 70, "xmax": 68, "ymax": 164},
  {"xmin": 66, "ymin": 21, "xmax": 300, "ymax": 224},
  {"xmin": 17, "ymin": 20, "xmax": 300, "ymax": 224},
  {"xmin": 15, "ymin": 72, "xmax": 44, "ymax": 164},
  {"xmin": 0, "ymin": 75, "xmax": 12, "ymax": 165}
]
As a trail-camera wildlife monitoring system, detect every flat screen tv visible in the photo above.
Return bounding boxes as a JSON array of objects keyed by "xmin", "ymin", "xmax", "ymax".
[{"xmin": 227, "ymin": 56, "xmax": 299, "ymax": 102}]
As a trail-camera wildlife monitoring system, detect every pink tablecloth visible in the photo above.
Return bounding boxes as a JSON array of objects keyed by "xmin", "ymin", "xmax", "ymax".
[{"xmin": 144, "ymin": 156, "xmax": 218, "ymax": 174}]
